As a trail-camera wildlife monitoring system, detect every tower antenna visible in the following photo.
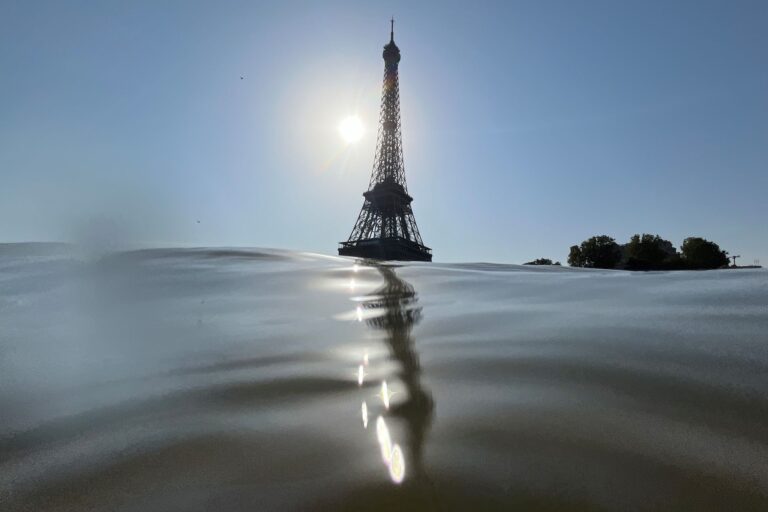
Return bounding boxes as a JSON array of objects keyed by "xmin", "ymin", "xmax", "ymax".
[{"xmin": 390, "ymin": 17, "xmax": 394, "ymax": 41}]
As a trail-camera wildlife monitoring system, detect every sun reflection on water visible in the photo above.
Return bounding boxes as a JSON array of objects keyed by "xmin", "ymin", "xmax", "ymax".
[
  {"xmin": 389, "ymin": 444, "xmax": 405, "ymax": 484},
  {"xmin": 378, "ymin": 380, "xmax": 393, "ymax": 409},
  {"xmin": 357, "ymin": 365, "xmax": 365, "ymax": 386},
  {"xmin": 376, "ymin": 415, "xmax": 393, "ymax": 464}
]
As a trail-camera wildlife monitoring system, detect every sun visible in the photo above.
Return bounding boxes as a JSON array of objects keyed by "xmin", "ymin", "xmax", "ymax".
[{"xmin": 339, "ymin": 115, "xmax": 364, "ymax": 144}]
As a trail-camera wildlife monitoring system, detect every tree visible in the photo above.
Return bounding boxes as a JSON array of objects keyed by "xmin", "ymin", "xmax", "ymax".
[
  {"xmin": 524, "ymin": 258, "xmax": 556, "ymax": 265},
  {"xmin": 624, "ymin": 234, "xmax": 677, "ymax": 270},
  {"xmin": 681, "ymin": 237, "xmax": 728, "ymax": 269},
  {"xmin": 568, "ymin": 246, "xmax": 585, "ymax": 267},
  {"xmin": 568, "ymin": 236, "xmax": 622, "ymax": 269}
]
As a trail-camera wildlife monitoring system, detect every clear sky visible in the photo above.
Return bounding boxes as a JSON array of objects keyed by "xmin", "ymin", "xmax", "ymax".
[{"xmin": 1, "ymin": 0, "xmax": 766, "ymax": 263}]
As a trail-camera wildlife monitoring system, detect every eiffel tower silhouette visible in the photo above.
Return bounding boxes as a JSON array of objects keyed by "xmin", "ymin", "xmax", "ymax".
[{"xmin": 338, "ymin": 20, "xmax": 432, "ymax": 262}]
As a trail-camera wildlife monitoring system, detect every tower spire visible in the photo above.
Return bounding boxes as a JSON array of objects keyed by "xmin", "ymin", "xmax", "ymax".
[{"xmin": 338, "ymin": 23, "xmax": 432, "ymax": 262}]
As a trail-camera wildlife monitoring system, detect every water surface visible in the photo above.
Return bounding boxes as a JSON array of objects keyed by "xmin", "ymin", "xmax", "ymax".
[{"xmin": 2, "ymin": 245, "xmax": 767, "ymax": 511}]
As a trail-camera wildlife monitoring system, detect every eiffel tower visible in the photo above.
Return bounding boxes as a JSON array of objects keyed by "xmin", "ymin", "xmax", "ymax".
[{"xmin": 338, "ymin": 21, "xmax": 432, "ymax": 262}]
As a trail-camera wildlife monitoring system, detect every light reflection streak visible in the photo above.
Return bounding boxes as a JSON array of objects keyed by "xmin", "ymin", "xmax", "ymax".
[
  {"xmin": 362, "ymin": 401, "xmax": 368, "ymax": 429},
  {"xmin": 388, "ymin": 444, "xmax": 405, "ymax": 484},
  {"xmin": 378, "ymin": 380, "xmax": 393, "ymax": 409},
  {"xmin": 376, "ymin": 416, "xmax": 393, "ymax": 464},
  {"xmin": 357, "ymin": 365, "xmax": 365, "ymax": 386},
  {"xmin": 356, "ymin": 305, "xmax": 363, "ymax": 322}
]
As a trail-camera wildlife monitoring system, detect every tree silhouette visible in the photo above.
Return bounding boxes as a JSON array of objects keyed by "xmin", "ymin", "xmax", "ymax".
[
  {"xmin": 625, "ymin": 234, "xmax": 677, "ymax": 270},
  {"xmin": 568, "ymin": 236, "xmax": 622, "ymax": 269},
  {"xmin": 524, "ymin": 258, "xmax": 560, "ymax": 266},
  {"xmin": 681, "ymin": 237, "xmax": 728, "ymax": 269}
]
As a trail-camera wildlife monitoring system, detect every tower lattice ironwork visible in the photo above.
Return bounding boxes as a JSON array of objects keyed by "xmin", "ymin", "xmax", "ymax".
[{"xmin": 338, "ymin": 20, "xmax": 432, "ymax": 262}]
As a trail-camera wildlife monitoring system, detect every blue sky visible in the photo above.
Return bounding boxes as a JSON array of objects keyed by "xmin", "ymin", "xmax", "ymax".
[{"xmin": 1, "ymin": 0, "xmax": 766, "ymax": 263}]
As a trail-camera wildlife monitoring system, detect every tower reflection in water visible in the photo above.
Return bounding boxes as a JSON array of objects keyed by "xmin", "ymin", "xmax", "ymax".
[{"xmin": 353, "ymin": 264, "xmax": 434, "ymax": 485}]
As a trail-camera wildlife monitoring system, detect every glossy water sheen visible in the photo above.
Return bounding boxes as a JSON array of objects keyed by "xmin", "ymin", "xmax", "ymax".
[{"xmin": 2, "ymin": 244, "xmax": 768, "ymax": 511}]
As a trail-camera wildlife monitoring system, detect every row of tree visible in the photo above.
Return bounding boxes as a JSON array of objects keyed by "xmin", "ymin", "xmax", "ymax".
[
  {"xmin": 567, "ymin": 235, "xmax": 729, "ymax": 270},
  {"xmin": 524, "ymin": 258, "xmax": 561, "ymax": 266}
]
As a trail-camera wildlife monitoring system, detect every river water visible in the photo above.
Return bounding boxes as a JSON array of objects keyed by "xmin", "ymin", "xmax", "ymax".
[{"xmin": 2, "ymin": 244, "xmax": 767, "ymax": 511}]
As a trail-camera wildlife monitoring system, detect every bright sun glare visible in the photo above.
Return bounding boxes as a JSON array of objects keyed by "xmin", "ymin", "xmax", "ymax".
[{"xmin": 339, "ymin": 115, "xmax": 364, "ymax": 144}]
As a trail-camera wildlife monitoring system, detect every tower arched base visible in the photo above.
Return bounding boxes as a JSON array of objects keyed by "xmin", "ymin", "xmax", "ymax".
[{"xmin": 339, "ymin": 237, "xmax": 432, "ymax": 262}]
